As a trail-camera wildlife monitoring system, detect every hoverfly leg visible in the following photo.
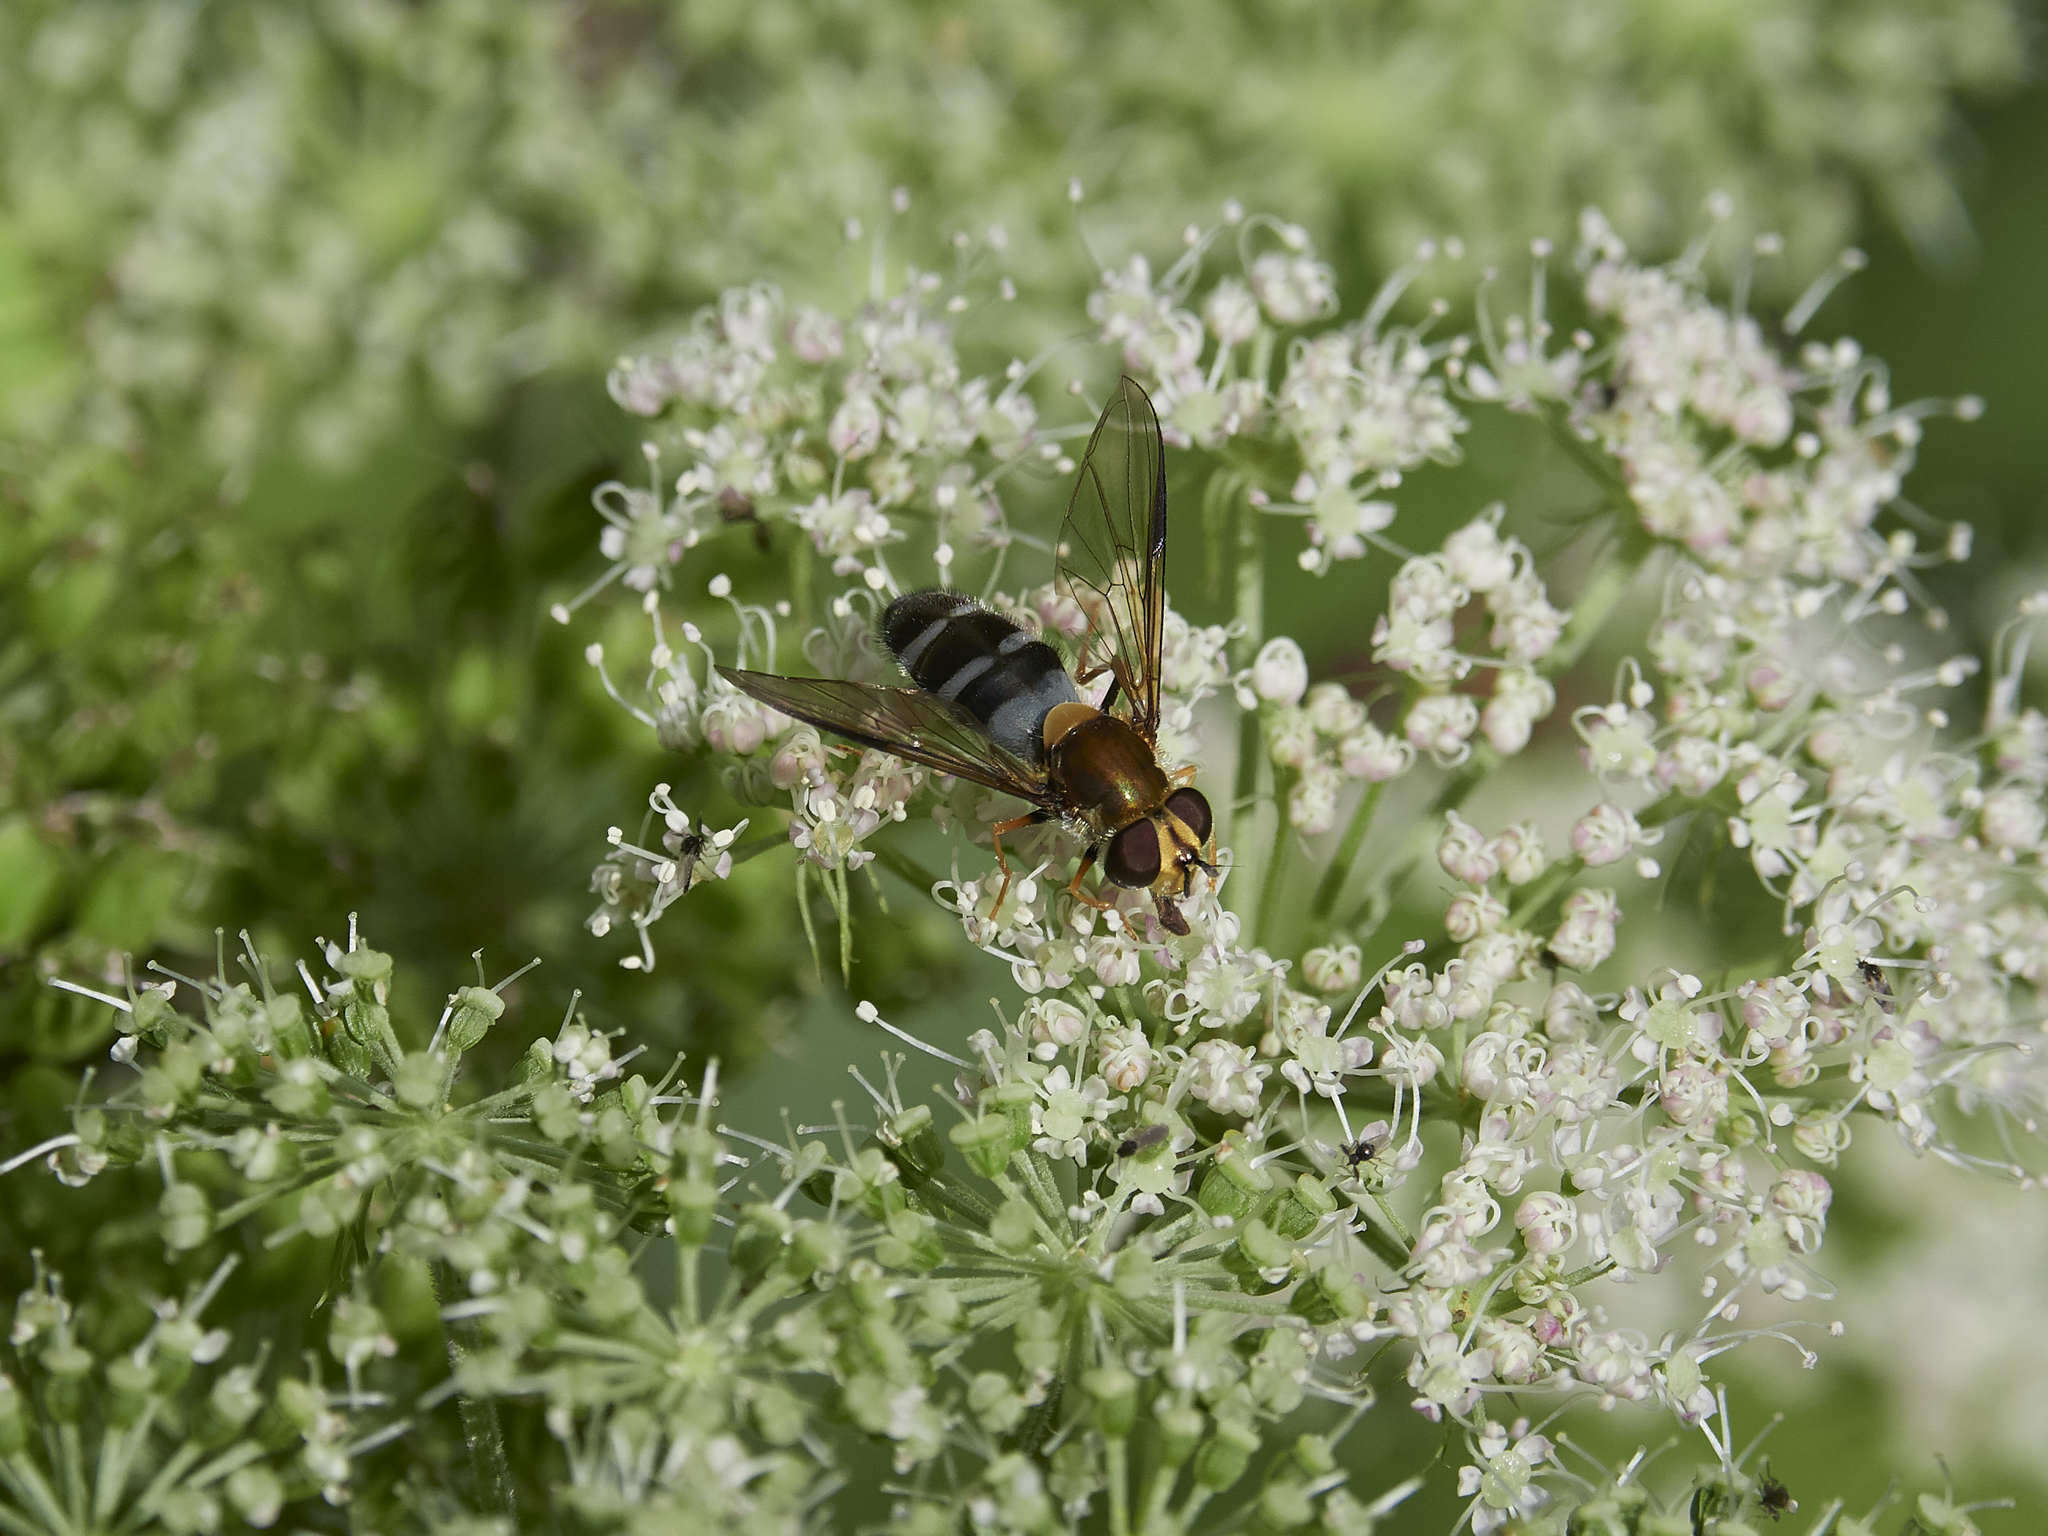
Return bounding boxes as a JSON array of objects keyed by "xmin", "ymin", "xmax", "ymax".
[
  {"xmin": 1169, "ymin": 763, "xmax": 1197, "ymax": 788},
  {"xmin": 1064, "ymin": 845, "xmax": 1114, "ymax": 911},
  {"xmin": 989, "ymin": 809, "xmax": 1051, "ymax": 916},
  {"xmin": 1074, "ymin": 651, "xmax": 1124, "ymax": 713}
]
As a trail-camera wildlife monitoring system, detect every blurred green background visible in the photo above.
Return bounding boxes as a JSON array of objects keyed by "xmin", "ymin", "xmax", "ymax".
[{"xmin": 1, "ymin": 1, "xmax": 2042, "ymax": 1523}]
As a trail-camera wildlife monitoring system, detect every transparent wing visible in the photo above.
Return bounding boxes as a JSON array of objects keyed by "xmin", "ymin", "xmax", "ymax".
[
  {"xmin": 717, "ymin": 667, "xmax": 1048, "ymax": 801},
  {"xmin": 1056, "ymin": 374, "xmax": 1168, "ymax": 741}
]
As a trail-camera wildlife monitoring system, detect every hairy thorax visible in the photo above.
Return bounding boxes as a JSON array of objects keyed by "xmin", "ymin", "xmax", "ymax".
[{"xmin": 1042, "ymin": 704, "xmax": 1170, "ymax": 831}]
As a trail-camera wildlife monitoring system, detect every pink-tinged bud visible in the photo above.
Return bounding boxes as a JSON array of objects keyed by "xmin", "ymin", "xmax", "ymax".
[
  {"xmin": 1747, "ymin": 660, "xmax": 1798, "ymax": 711},
  {"xmin": 1338, "ymin": 724, "xmax": 1413, "ymax": 781},
  {"xmin": 1404, "ymin": 692, "xmax": 1481, "ymax": 761},
  {"xmin": 1444, "ymin": 889, "xmax": 1507, "ymax": 943},
  {"xmin": 1437, "ymin": 812, "xmax": 1500, "ymax": 886},
  {"xmin": 1490, "ymin": 823, "xmax": 1548, "ymax": 885},
  {"xmin": 1025, "ymin": 999, "xmax": 1088, "ymax": 1050},
  {"xmin": 1288, "ymin": 769, "xmax": 1340, "ymax": 835},
  {"xmin": 1656, "ymin": 1059, "xmax": 1727, "ymax": 1130},
  {"xmin": 1543, "ymin": 980, "xmax": 1599, "ymax": 1041},
  {"xmin": 1654, "ymin": 736, "xmax": 1729, "ymax": 796},
  {"xmin": 1096, "ymin": 1026, "xmax": 1154, "ymax": 1091},
  {"xmin": 1548, "ymin": 888, "xmax": 1620, "ymax": 971},
  {"xmin": 826, "ymin": 392, "xmax": 883, "ymax": 459},
  {"xmin": 1768, "ymin": 1169, "xmax": 1833, "ymax": 1225},
  {"xmin": 1516, "ymin": 1191, "xmax": 1578, "ymax": 1257},
  {"xmin": 788, "ymin": 307, "xmax": 843, "ymax": 364},
  {"xmin": 1570, "ymin": 803, "xmax": 1638, "ymax": 867}
]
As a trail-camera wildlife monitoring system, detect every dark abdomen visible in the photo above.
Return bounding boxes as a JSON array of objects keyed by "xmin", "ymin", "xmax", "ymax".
[{"xmin": 881, "ymin": 590, "xmax": 1079, "ymax": 765}]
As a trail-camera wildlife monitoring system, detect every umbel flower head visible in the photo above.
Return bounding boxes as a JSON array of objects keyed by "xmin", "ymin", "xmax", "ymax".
[
  {"xmin": 546, "ymin": 196, "xmax": 2041, "ymax": 1525},
  {"xmin": 19, "ymin": 201, "xmax": 2039, "ymax": 1529}
]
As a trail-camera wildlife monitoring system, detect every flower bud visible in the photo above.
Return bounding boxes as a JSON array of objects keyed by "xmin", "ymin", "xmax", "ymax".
[
  {"xmin": 1204, "ymin": 278, "xmax": 1260, "ymax": 345},
  {"xmin": 1301, "ymin": 943, "xmax": 1361, "ymax": 994},
  {"xmin": 1515, "ymin": 1190, "xmax": 1579, "ymax": 1257},
  {"xmin": 394, "ymin": 1051, "xmax": 444, "ymax": 1110},
  {"xmin": 1407, "ymin": 694, "xmax": 1481, "ymax": 759},
  {"xmin": 226, "ymin": 1465, "xmax": 285, "ymax": 1529},
  {"xmin": 445, "ymin": 985, "xmax": 504, "ymax": 1053},
  {"xmin": 1157, "ymin": 1402, "xmax": 1206, "ymax": 1465},
  {"xmin": 948, "ymin": 1113, "xmax": 1022, "ymax": 1179},
  {"xmin": 1445, "ymin": 888, "xmax": 1508, "ymax": 943},
  {"xmin": 1082, "ymin": 1365, "xmax": 1139, "ymax": 1437},
  {"xmin": 1193, "ymin": 1414, "xmax": 1260, "ymax": 1489},
  {"xmin": 160, "ymin": 1183, "xmax": 213, "ymax": 1252},
  {"xmin": 1437, "ymin": 812, "xmax": 1500, "ymax": 885},
  {"xmin": 1196, "ymin": 1142, "xmax": 1273, "ymax": 1222},
  {"xmin": 1571, "ymin": 802, "xmax": 1640, "ymax": 867},
  {"xmin": 826, "ymin": 392, "xmax": 882, "ymax": 459},
  {"xmin": 1250, "ymin": 637, "xmax": 1309, "ymax": 705},
  {"xmin": 1337, "ymin": 723, "xmax": 1413, "ymax": 781},
  {"xmin": 667, "ymin": 1176, "xmax": 719, "ymax": 1245}
]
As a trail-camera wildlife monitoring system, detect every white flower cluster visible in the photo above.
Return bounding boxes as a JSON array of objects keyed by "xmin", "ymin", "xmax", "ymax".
[
  {"xmin": 1081, "ymin": 216, "xmax": 1472, "ymax": 573},
  {"xmin": 566, "ymin": 212, "xmax": 2042, "ymax": 1529},
  {"xmin": 558, "ymin": 247, "xmax": 1044, "ymax": 628}
]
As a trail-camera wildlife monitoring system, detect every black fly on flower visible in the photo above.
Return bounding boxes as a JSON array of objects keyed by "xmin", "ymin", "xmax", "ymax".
[{"xmin": 719, "ymin": 376, "xmax": 1217, "ymax": 934}]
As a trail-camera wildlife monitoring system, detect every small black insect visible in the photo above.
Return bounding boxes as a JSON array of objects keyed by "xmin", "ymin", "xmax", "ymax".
[
  {"xmin": 1117, "ymin": 1123, "xmax": 1170, "ymax": 1158},
  {"xmin": 1756, "ymin": 1465, "xmax": 1793, "ymax": 1520},
  {"xmin": 1343, "ymin": 1136, "xmax": 1382, "ymax": 1174},
  {"xmin": 1857, "ymin": 959, "xmax": 1894, "ymax": 1014}
]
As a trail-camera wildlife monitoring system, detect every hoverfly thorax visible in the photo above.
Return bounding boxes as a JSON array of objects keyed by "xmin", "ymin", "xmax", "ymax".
[{"xmin": 718, "ymin": 375, "xmax": 1213, "ymax": 933}]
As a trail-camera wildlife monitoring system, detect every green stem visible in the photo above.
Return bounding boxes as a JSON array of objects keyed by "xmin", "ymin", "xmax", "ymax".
[
  {"xmin": 1365, "ymin": 1187, "xmax": 1415, "ymax": 1253},
  {"xmin": 1227, "ymin": 480, "xmax": 1265, "ymax": 862},
  {"xmin": 1309, "ymin": 779, "xmax": 1385, "ymax": 927},
  {"xmin": 1106, "ymin": 1436, "xmax": 1132, "ymax": 1536},
  {"xmin": 1346, "ymin": 1201, "xmax": 1413, "ymax": 1275},
  {"xmin": 834, "ymin": 863, "xmax": 853, "ymax": 985},
  {"xmin": 0, "ymin": 1451, "xmax": 69, "ymax": 1534},
  {"xmin": 1165, "ymin": 1286, "xmax": 1299, "ymax": 1317},
  {"xmin": 1138, "ymin": 1449, "xmax": 1179, "ymax": 1531},
  {"xmin": 1254, "ymin": 771, "xmax": 1295, "ymax": 950},
  {"xmin": 917, "ymin": 1170, "xmax": 999, "ymax": 1228},
  {"xmin": 1506, "ymin": 861, "xmax": 1580, "ymax": 931},
  {"xmin": 868, "ymin": 842, "xmax": 944, "ymax": 897},
  {"xmin": 1544, "ymin": 525, "xmax": 1656, "ymax": 679},
  {"xmin": 431, "ymin": 1263, "xmax": 516, "ymax": 1520},
  {"xmin": 1020, "ymin": 1149, "xmax": 1071, "ymax": 1237},
  {"xmin": 795, "ymin": 861, "xmax": 822, "ymax": 981},
  {"xmin": 1558, "ymin": 1257, "xmax": 1615, "ymax": 1289},
  {"xmin": 991, "ymin": 1171, "xmax": 1067, "ymax": 1251},
  {"xmin": 789, "ymin": 533, "xmax": 814, "ymax": 640}
]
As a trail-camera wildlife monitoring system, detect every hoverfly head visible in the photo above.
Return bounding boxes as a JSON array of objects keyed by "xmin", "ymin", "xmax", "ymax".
[{"xmin": 1106, "ymin": 786, "xmax": 1215, "ymax": 941}]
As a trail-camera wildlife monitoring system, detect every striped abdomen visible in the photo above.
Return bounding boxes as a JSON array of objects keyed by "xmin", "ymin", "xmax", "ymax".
[{"xmin": 881, "ymin": 590, "xmax": 1079, "ymax": 765}]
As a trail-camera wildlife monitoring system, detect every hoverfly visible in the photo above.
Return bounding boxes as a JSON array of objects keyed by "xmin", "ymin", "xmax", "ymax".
[{"xmin": 718, "ymin": 375, "xmax": 1215, "ymax": 933}]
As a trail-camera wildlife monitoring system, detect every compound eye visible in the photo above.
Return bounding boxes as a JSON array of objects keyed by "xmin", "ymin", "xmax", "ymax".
[
  {"xmin": 1165, "ymin": 787, "xmax": 1212, "ymax": 843},
  {"xmin": 1103, "ymin": 820, "xmax": 1162, "ymax": 888}
]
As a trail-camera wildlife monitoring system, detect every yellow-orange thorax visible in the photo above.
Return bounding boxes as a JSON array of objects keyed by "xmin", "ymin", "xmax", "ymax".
[{"xmin": 1042, "ymin": 703, "xmax": 1169, "ymax": 830}]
